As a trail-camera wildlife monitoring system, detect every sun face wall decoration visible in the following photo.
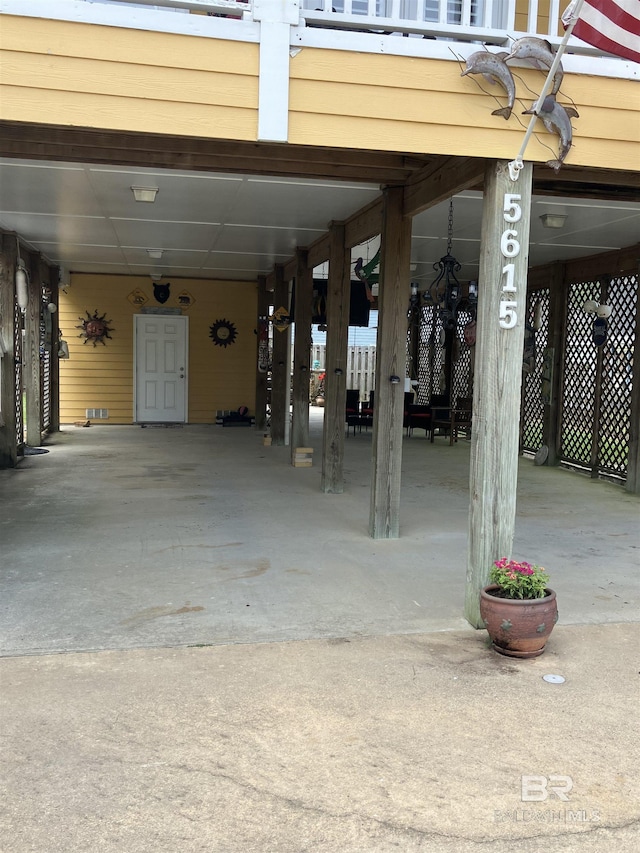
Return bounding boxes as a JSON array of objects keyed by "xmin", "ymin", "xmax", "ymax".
[
  {"xmin": 76, "ymin": 309, "xmax": 114, "ymax": 346},
  {"xmin": 209, "ymin": 318, "xmax": 238, "ymax": 348}
]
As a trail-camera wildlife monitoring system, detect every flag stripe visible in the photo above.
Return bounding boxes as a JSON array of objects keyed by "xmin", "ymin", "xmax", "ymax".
[
  {"xmin": 564, "ymin": 0, "xmax": 640, "ymax": 63},
  {"xmin": 573, "ymin": 18, "xmax": 640, "ymax": 61}
]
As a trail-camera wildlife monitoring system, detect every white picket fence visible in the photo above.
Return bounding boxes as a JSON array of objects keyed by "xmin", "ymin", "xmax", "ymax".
[{"xmin": 311, "ymin": 344, "xmax": 376, "ymax": 402}]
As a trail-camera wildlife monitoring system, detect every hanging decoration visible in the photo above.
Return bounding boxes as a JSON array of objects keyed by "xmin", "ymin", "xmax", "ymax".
[
  {"xmin": 256, "ymin": 317, "xmax": 270, "ymax": 373},
  {"xmin": 128, "ymin": 288, "xmax": 148, "ymax": 307},
  {"xmin": 354, "ymin": 249, "xmax": 380, "ymax": 303},
  {"xmin": 209, "ymin": 318, "xmax": 238, "ymax": 348},
  {"xmin": 269, "ymin": 306, "xmax": 291, "ymax": 332},
  {"xmin": 76, "ymin": 310, "xmax": 114, "ymax": 346},
  {"xmin": 426, "ymin": 199, "xmax": 476, "ymax": 331},
  {"xmin": 153, "ymin": 281, "xmax": 171, "ymax": 304},
  {"xmin": 177, "ymin": 290, "xmax": 195, "ymax": 309}
]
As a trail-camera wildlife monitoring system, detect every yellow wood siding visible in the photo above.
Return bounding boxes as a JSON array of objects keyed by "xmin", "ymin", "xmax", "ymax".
[
  {"xmin": 59, "ymin": 275, "xmax": 257, "ymax": 424},
  {"xmin": 288, "ymin": 48, "xmax": 639, "ymax": 171},
  {"xmin": 0, "ymin": 15, "xmax": 258, "ymax": 140}
]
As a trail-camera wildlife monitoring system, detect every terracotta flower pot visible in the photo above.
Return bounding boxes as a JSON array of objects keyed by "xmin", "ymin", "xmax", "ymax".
[{"xmin": 480, "ymin": 584, "xmax": 558, "ymax": 659}]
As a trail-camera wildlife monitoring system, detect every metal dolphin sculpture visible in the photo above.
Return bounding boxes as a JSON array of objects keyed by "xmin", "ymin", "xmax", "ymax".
[{"xmin": 461, "ymin": 51, "xmax": 516, "ymax": 120}]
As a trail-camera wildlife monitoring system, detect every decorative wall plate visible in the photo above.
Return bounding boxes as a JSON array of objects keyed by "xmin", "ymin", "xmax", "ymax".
[
  {"xmin": 209, "ymin": 318, "xmax": 237, "ymax": 347},
  {"xmin": 76, "ymin": 310, "xmax": 114, "ymax": 346}
]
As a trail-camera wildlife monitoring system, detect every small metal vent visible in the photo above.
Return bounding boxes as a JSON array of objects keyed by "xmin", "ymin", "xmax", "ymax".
[{"xmin": 86, "ymin": 408, "xmax": 109, "ymax": 419}]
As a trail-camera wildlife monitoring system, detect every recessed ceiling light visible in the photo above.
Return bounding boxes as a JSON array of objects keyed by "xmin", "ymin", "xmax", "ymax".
[
  {"xmin": 147, "ymin": 249, "xmax": 163, "ymax": 259},
  {"xmin": 132, "ymin": 186, "xmax": 159, "ymax": 203}
]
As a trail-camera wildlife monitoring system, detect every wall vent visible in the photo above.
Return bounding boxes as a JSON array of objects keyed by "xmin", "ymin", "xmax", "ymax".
[{"xmin": 86, "ymin": 408, "xmax": 109, "ymax": 419}]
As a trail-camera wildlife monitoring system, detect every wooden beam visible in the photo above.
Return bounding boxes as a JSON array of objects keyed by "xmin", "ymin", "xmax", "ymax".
[
  {"xmin": 465, "ymin": 160, "xmax": 533, "ymax": 627},
  {"xmin": 254, "ymin": 275, "xmax": 269, "ymax": 433},
  {"xmin": 307, "ymin": 233, "xmax": 331, "ymax": 270},
  {"xmin": 403, "ymin": 157, "xmax": 486, "ymax": 218},
  {"xmin": 533, "ymin": 166, "xmax": 640, "ymax": 202},
  {"xmin": 344, "ymin": 199, "xmax": 383, "ymax": 248},
  {"xmin": 290, "ymin": 249, "xmax": 313, "ymax": 459},
  {"xmin": 282, "ymin": 256, "xmax": 297, "ymax": 284},
  {"xmin": 269, "ymin": 265, "xmax": 290, "ymax": 446},
  {"xmin": 0, "ymin": 122, "xmax": 430, "ymax": 184},
  {"xmin": 369, "ymin": 186, "xmax": 412, "ymax": 539},
  {"xmin": 0, "ymin": 234, "xmax": 18, "ymax": 468},
  {"xmin": 321, "ymin": 224, "xmax": 350, "ymax": 494}
]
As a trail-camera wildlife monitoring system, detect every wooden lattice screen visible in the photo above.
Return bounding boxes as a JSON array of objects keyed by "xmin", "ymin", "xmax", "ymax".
[
  {"xmin": 14, "ymin": 298, "xmax": 23, "ymax": 451},
  {"xmin": 561, "ymin": 272, "xmax": 637, "ymax": 479},
  {"xmin": 416, "ymin": 305, "xmax": 445, "ymax": 403},
  {"xmin": 40, "ymin": 288, "xmax": 51, "ymax": 433},
  {"xmin": 521, "ymin": 288, "xmax": 550, "ymax": 452}
]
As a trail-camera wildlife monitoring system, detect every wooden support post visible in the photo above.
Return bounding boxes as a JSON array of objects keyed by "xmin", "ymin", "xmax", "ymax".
[
  {"xmin": 369, "ymin": 186, "xmax": 411, "ymax": 539},
  {"xmin": 0, "ymin": 234, "xmax": 18, "ymax": 468},
  {"xmin": 321, "ymin": 224, "xmax": 350, "ymax": 493},
  {"xmin": 255, "ymin": 275, "xmax": 269, "ymax": 433},
  {"xmin": 543, "ymin": 262, "xmax": 566, "ymax": 466},
  {"xmin": 290, "ymin": 249, "xmax": 313, "ymax": 459},
  {"xmin": 24, "ymin": 252, "xmax": 42, "ymax": 447},
  {"xmin": 270, "ymin": 265, "xmax": 290, "ymax": 446},
  {"xmin": 625, "ymin": 258, "xmax": 640, "ymax": 494},
  {"xmin": 465, "ymin": 160, "xmax": 533, "ymax": 627}
]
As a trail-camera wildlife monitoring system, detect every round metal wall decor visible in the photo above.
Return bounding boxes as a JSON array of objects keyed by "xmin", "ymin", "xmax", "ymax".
[
  {"xmin": 76, "ymin": 309, "xmax": 114, "ymax": 346},
  {"xmin": 209, "ymin": 318, "xmax": 238, "ymax": 348}
]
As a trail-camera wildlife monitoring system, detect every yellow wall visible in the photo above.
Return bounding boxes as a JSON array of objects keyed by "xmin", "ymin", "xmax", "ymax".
[
  {"xmin": 59, "ymin": 275, "xmax": 257, "ymax": 424},
  {"xmin": 0, "ymin": 15, "xmax": 259, "ymax": 140},
  {"xmin": 0, "ymin": 12, "xmax": 637, "ymax": 171},
  {"xmin": 288, "ymin": 48, "xmax": 639, "ymax": 171}
]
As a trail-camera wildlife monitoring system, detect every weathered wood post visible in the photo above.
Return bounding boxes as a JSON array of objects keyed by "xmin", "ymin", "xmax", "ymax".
[
  {"xmin": 465, "ymin": 160, "xmax": 533, "ymax": 627},
  {"xmin": 369, "ymin": 186, "xmax": 411, "ymax": 539},
  {"xmin": 321, "ymin": 223, "xmax": 350, "ymax": 493},
  {"xmin": 290, "ymin": 249, "xmax": 313, "ymax": 458},
  {"xmin": 0, "ymin": 234, "xmax": 18, "ymax": 467},
  {"xmin": 255, "ymin": 275, "xmax": 269, "ymax": 432},
  {"xmin": 270, "ymin": 265, "xmax": 291, "ymax": 446}
]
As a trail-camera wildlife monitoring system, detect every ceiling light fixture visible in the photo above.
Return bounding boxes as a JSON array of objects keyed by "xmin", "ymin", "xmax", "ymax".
[
  {"xmin": 131, "ymin": 186, "xmax": 159, "ymax": 203},
  {"xmin": 540, "ymin": 213, "xmax": 567, "ymax": 229},
  {"xmin": 147, "ymin": 249, "xmax": 163, "ymax": 259}
]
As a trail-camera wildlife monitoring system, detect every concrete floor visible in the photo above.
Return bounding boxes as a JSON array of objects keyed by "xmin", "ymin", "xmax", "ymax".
[
  {"xmin": 1, "ymin": 410, "xmax": 639, "ymax": 851},
  {"xmin": 1, "ymin": 409, "xmax": 638, "ymax": 655}
]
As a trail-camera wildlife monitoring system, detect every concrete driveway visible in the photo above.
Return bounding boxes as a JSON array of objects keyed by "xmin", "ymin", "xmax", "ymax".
[{"xmin": 1, "ymin": 411, "xmax": 638, "ymax": 851}]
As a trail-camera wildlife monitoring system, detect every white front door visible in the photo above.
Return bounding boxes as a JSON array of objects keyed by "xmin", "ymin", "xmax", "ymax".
[{"xmin": 134, "ymin": 315, "xmax": 188, "ymax": 423}]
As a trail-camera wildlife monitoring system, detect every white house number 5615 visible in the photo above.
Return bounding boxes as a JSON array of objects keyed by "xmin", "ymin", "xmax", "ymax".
[{"xmin": 499, "ymin": 193, "xmax": 521, "ymax": 329}]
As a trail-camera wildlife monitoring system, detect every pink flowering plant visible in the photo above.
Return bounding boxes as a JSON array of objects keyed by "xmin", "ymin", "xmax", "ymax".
[{"xmin": 489, "ymin": 558, "xmax": 550, "ymax": 599}]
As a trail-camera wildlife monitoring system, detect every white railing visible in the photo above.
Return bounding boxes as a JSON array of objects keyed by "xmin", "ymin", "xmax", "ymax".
[
  {"xmin": 92, "ymin": 0, "xmax": 250, "ymax": 14},
  {"xmin": 5, "ymin": 0, "xmax": 635, "ymax": 71}
]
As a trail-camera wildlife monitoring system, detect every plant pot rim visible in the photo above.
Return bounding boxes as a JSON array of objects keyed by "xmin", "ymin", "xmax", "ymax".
[{"xmin": 481, "ymin": 584, "xmax": 556, "ymax": 604}]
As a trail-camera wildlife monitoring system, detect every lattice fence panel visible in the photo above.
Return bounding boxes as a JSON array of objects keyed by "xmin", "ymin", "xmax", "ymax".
[
  {"xmin": 521, "ymin": 289, "xmax": 550, "ymax": 452},
  {"xmin": 14, "ymin": 299, "xmax": 24, "ymax": 450},
  {"xmin": 452, "ymin": 308, "xmax": 474, "ymax": 404},
  {"xmin": 416, "ymin": 305, "xmax": 445, "ymax": 403},
  {"xmin": 40, "ymin": 289, "xmax": 51, "ymax": 432},
  {"xmin": 597, "ymin": 273, "xmax": 636, "ymax": 477},
  {"xmin": 561, "ymin": 280, "xmax": 601, "ymax": 467}
]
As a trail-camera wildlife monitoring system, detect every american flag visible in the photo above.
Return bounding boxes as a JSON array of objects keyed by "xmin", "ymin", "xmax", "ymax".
[{"xmin": 562, "ymin": 0, "xmax": 640, "ymax": 63}]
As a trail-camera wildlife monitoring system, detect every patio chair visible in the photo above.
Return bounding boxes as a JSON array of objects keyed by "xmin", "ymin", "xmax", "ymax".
[{"xmin": 431, "ymin": 395, "xmax": 472, "ymax": 445}]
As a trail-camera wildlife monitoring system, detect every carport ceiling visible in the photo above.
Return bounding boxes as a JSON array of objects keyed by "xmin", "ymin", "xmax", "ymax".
[{"xmin": 1, "ymin": 156, "xmax": 639, "ymax": 286}]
